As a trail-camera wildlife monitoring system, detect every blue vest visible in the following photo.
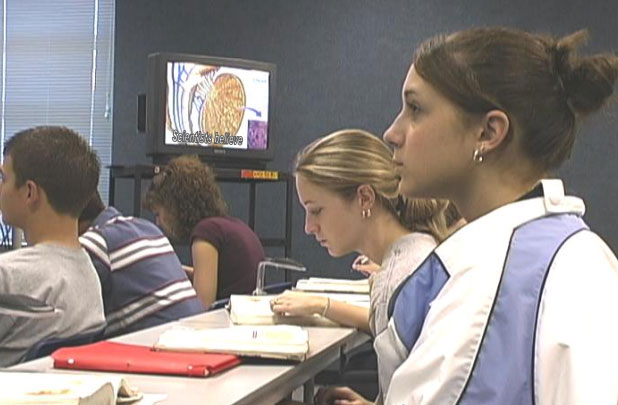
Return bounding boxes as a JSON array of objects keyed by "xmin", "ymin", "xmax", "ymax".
[{"xmin": 388, "ymin": 214, "xmax": 587, "ymax": 404}]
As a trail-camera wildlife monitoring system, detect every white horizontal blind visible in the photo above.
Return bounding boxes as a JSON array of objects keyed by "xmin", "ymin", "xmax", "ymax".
[{"xmin": 0, "ymin": 0, "xmax": 115, "ymax": 204}]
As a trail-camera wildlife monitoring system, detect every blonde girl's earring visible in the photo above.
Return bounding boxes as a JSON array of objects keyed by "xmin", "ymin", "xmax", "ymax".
[{"xmin": 361, "ymin": 209, "xmax": 372, "ymax": 219}]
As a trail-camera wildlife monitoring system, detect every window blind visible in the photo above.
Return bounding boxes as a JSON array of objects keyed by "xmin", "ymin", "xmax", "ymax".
[{"xmin": 0, "ymin": 0, "xmax": 115, "ymax": 203}]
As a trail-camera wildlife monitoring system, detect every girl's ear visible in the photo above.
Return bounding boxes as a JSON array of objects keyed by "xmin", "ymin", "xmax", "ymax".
[
  {"xmin": 476, "ymin": 109, "xmax": 510, "ymax": 153},
  {"xmin": 356, "ymin": 184, "xmax": 376, "ymax": 210}
]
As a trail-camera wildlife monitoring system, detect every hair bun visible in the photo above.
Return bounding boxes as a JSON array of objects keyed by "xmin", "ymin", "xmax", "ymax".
[{"xmin": 550, "ymin": 30, "xmax": 618, "ymax": 116}]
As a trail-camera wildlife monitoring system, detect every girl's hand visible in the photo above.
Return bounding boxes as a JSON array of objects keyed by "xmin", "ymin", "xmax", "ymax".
[
  {"xmin": 270, "ymin": 290, "xmax": 327, "ymax": 316},
  {"xmin": 314, "ymin": 386, "xmax": 373, "ymax": 405},
  {"xmin": 352, "ymin": 255, "xmax": 380, "ymax": 277}
]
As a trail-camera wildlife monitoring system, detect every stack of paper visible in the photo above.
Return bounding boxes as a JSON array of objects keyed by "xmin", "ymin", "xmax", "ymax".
[
  {"xmin": 228, "ymin": 295, "xmax": 338, "ymax": 327},
  {"xmin": 228, "ymin": 293, "xmax": 369, "ymax": 328},
  {"xmin": 154, "ymin": 325, "xmax": 310, "ymax": 361},
  {"xmin": 295, "ymin": 277, "xmax": 370, "ymax": 294},
  {"xmin": 0, "ymin": 371, "xmax": 140, "ymax": 404}
]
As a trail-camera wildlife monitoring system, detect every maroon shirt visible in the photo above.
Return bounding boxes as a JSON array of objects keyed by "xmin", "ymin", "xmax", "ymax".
[{"xmin": 190, "ymin": 216, "xmax": 265, "ymax": 299}]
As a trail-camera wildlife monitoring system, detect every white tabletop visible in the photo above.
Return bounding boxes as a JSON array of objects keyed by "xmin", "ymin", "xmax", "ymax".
[{"xmin": 11, "ymin": 309, "xmax": 369, "ymax": 405}]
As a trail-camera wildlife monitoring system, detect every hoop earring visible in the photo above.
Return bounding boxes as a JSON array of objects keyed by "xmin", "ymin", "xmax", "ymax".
[
  {"xmin": 472, "ymin": 147, "xmax": 484, "ymax": 163},
  {"xmin": 361, "ymin": 209, "xmax": 372, "ymax": 219}
]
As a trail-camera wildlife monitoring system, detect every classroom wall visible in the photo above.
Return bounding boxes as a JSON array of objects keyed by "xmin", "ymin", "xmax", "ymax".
[{"xmin": 113, "ymin": 0, "xmax": 618, "ymax": 279}]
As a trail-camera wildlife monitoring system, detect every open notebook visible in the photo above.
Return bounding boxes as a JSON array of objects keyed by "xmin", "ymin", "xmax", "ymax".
[
  {"xmin": 0, "ymin": 371, "xmax": 141, "ymax": 404},
  {"xmin": 154, "ymin": 325, "xmax": 309, "ymax": 361},
  {"xmin": 228, "ymin": 294, "xmax": 369, "ymax": 327},
  {"xmin": 295, "ymin": 277, "xmax": 370, "ymax": 294}
]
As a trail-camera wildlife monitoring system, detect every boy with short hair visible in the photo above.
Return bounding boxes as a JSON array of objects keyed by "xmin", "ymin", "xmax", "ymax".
[{"xmin": 0, "ymin": 126, "xmax": 105, "ymax": 366}]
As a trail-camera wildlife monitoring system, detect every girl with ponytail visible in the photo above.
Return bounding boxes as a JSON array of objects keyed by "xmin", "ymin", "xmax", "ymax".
[
  {"xmin": 319, "ymin": 27, "xmax": 618, "ymax": 405},
  {"xmin": 272, "ymin": 129, "xmax": 459, "ymax": 400}
]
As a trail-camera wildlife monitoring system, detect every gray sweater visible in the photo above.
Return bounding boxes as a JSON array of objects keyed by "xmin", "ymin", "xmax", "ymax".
[
  {"xmin": 0, "ymin": 243, "xmax": 105, "ymax": 366},
  {"xmin": 369, "ymin": 232, "xmax": 437, "ymax": 336}
]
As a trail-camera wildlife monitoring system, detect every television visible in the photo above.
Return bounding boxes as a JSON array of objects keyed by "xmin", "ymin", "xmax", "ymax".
[{"xmin": 146, "ymin": 52, "xmax": 276, "ymax": 167}]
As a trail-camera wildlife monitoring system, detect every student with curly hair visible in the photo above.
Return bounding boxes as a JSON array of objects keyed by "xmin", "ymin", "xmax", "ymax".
[{"xmin": 144, "ymin": 156, "xmax": 265, "ymax": 308}]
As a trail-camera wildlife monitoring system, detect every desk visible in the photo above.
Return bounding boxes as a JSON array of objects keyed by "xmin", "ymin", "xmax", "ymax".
[{"xmin": 12, "ymin": 309, "xmax": 369, "ymax": 405}]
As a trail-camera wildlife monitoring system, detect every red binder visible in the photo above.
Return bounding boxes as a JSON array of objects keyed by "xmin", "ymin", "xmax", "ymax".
[{"xmin": 52, "ymin": 341, "xmax": 241, "ymax": 377}]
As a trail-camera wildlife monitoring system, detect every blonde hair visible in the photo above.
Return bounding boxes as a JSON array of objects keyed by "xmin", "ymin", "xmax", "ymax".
[{"xmin": 295, "ymin": 129, "xmax": 458, "ymax": 242}]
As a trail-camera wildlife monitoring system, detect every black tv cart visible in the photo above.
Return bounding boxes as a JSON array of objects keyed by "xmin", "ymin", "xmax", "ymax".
[{"xmin": 107, "ymin": 164, "xmax": 294, "ymax": 258}]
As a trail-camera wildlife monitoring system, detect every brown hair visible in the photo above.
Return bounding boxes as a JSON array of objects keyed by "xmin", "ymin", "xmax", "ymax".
[
  {"xmin": 143, "ymin": 155, "xmax": 227, "ymax": 242},
  {"xmin": 79, "ymin": 190, "xmax": 106, "ymax": 224},
  {"xmin": 4, "ymin": 126, "xmax": 100, "ymax": 217},
  {"xmin": 414, "ymin": 28, "xmax": 618, "ymax": 171},
  {"xmin": 295, "ymin": 129, "xmax": 459, "ymax": 242}
]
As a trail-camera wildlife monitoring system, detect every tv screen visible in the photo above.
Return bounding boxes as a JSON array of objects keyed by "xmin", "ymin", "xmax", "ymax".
[{"xmin": 146, "ymin": 53, "xmax": 276, "ymax": 167}]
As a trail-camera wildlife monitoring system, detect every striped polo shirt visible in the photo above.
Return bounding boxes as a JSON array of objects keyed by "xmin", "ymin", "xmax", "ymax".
[{"xmin": 80, "ymin": 207, "xmax": 204, "ymax": 337}]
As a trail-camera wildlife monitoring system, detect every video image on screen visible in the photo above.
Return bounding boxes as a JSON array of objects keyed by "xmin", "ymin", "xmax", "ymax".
[{"xmin": 165, "ymin": 62, "xmax": 269, "ymax": 150}]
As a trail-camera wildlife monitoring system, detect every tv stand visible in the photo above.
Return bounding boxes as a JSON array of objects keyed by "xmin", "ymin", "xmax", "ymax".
[
  {"xmin": 107, "ymin": 164, "xmax": 293, "ymax": 259},
  {"xmin": 149, "ymin": 154, "xmax": 268, "ymax": 170}
]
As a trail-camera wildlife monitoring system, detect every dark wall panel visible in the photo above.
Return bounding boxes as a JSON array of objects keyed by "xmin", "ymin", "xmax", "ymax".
[{"xmin": 113, "ymin": 0, "xmax": 618, "ymax": 278}]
